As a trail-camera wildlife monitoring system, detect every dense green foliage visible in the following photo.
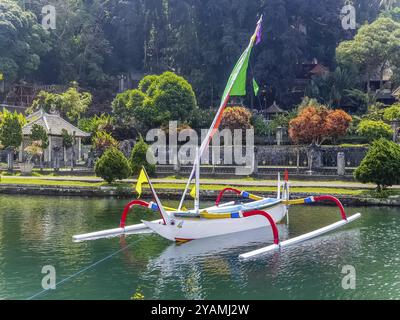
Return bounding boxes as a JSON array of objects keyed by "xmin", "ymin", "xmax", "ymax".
[
  {"xmin": 354, "ymin": 138, "xmax": 400, "ymax": 190},
  {"xmin": 383, "ymin": 103, "xmax": 400, "ymax": 121},
  {"xmin": 0, "ymin": 109, "xmax": 23, "ymax": 149},
  {"xmin": 95, "ymin": 147, "xmax": 132, "ymax": 184},
  {"xmin": 356, "ymin": 119, "xmax": 394, "ymax": 141},
  {"xmin": 336, "ymin": 17, "xmax": 400, "ymax": 92},
  {"xmin": 0, "ymin": 0, "xmax": 49, "ymax": 81},
  {"xmin": 78, "ymin": 114, "xmax": 113, "ymax": 136},
  {"xmin": 112, "ymin": 89, "xmax": 147, "ymax": 132},
  {"xmin": 61, "ymin": 129, "xmax": 74, "ymax": 149},
  {"xmin": 130, "ymin": 137, "xmax": 155, "ymax": 176},
  {"xmin": 28, "ymin": 86, "xmax": 92, "ymax": 122},
  {"xmin": 251, "ymin": 115, "xmax": 270, "ymax": 136},
  {"xmin": 306, "ymin": 67, "xmax": 359, "ymax": 107},
  {"xmin": 92, "ymin": 131, "xmax": 118, "ymax": 155},
  {"xmin": 1, "ymin": 0, "xmax": 393, "ymax": 110},
  {"xmin": 30, "ymin": 124, "xmax": 49, "ymax": 149},
  {"xmin": 112, "ymin": 72, "xmax": 196, "ymax": 136}
]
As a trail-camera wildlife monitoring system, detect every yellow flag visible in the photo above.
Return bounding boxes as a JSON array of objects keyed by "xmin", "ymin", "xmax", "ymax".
[
  {"xmin": 135, "ymin": 169, "xmax": 148, "ymax": 198},
  {"xmin": 190, "ymin": 185, "xmax": 196, "ymax": 199}
]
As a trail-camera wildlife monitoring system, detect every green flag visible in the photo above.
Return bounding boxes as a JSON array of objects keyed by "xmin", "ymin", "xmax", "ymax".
[
  {"xmin": 221, "ymin": 38, "xmax": 256, "ymax": 99},
  {"xmin": 219, "ymin": 17, "xmax": 262, "ymax": 101},
  {"xmin": 253, "ymin": 78, "xmax": 259, "ymax": 96}
]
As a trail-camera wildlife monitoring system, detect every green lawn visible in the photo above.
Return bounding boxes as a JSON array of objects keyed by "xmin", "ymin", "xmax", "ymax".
[
  {"xmin": 152, "ymin": 183, "xmax": 364, "ymax": 195},
  {"xmin": 2, "ymin": 174, "xmax": 399, "ymax": 198},
  {"xmin": 0, "ymin": 176, "xmax": 373, "ymax": 196},
  {"xmin": 0, "ymin": 176, "xmax": 105, "ymax": 187}
]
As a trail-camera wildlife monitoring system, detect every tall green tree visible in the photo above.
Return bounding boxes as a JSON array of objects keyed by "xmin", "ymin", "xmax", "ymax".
[
  {"xmin": 30, "ymin": 123, "xmax": 49, "ymax": 169},
  {"xmin": 112, "ymin": 72, "xmax": 197, "ymax": 136},
  {"xmin": 0, "ymin": 109, "xmax": 23, "ymax": 170},
  {"xmin": 28, "ymin": 86, "xmax": 92, "ymax": 122},
  {"xmin": 0, "ymin": 0, "xmax": 49, "ymax": 80},
  {"xmin": 337, "ymin": 17, "xmax": 400, "ymax": 92}
]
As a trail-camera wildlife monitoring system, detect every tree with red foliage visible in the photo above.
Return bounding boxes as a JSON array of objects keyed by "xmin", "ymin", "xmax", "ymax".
[
  {"xmin": 289, "ymin": 106, "xmax": 352, "ymax": 146},
  {"xmin": 221, "ymin": 106, "xmax": 253, "ymax": 131}
]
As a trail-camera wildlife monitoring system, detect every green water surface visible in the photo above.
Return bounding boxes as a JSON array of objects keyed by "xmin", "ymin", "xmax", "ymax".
[{"xmin": 0, "ymin": 194, "xmax": 399, "ymax": 300}]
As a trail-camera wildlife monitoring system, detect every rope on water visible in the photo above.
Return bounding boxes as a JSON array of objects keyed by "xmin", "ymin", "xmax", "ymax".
[{"xmin": 26, "ymin": 239, "xmax": 139, "ymax": 300}]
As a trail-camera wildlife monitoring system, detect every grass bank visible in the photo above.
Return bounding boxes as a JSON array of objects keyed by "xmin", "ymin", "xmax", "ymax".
[{"xmin": 1, "ymin": 175, "xmax": 399, "ymax": 198}]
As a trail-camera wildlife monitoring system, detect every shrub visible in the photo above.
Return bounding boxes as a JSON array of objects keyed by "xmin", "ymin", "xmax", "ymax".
[
  {"xmin": 130, "ymin": 137, "xmax": 155, "ymax": 176},
  {"xmin": 61, "ymin": 129, "xmax": 74, "ymax": 149},
  {"xmin": 95, "ymin": 147, "xmax": 131, "ymax": 184},
  {"xmin": 268, "ymin": 110, "xmax": 297, "ymax": 133},
  {"xmin": 354, "ymin": 139, "xmax": 400, "ymax": 191},
  {"xmin": 188, "ymin": 107, "xmax": 214, "ymax": 130},
  {"xmin": 30, "ymin": 124, "xmax": 49, "ymax": 149},
  {"xmin": 251, "ymin": 115, "xmax": 270, "ymax": 136},
  {"xmin": 92, "ymin": 131, "xmax": 119, "ymax": 155},
  {"xmin": 356, "ymin": 120, "xmax": 393, "ymax": 141},
  {"xmin": 221, "ymin": 106, "xmax": 252, "ymax": 130},
  {"xmin": 383, "ymin": 103, "xmax": 400, "ymax": 121}
]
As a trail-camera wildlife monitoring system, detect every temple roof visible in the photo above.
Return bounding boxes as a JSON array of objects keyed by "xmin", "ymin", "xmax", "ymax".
[
  {"xmin": 266, "ymin": 101, "xmax": 285, "ymax": 114},
  {"xmin": 23, "ymin": 109, "xmax": 90, "ymax": 137}
]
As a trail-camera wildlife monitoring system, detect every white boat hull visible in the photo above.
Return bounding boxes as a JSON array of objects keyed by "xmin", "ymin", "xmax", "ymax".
[{"xmin": 143, "ymin": 203, "xmax": 287, "ymax": 241}]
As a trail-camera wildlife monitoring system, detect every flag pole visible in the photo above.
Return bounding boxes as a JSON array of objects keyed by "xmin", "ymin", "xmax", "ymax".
[
  {"xmin": 194, "ymin": 146, "xmax": 200, "ymax": 214},
  {"xmin": 177, "ymin": 16, "xmax": 263, "ymax": 210}
]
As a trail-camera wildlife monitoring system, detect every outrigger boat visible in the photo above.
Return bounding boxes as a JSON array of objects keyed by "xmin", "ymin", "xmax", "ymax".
[{"xmin": 73, "ymin": 17, "xmax": 361, "ymax": 259}]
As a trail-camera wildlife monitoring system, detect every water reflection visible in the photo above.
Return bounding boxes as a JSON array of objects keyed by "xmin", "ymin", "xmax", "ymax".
[{"xmin": 135, "ymin": 226, "xmax": 362, "ymax": 299}]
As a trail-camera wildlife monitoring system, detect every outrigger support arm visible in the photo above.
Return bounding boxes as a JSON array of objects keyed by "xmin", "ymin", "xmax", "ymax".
[
  {"xmin": 243, "ymin": 210, "xmax": 280, "ymax": 245},
  {"xmin": 215, "ymin": 188, "xmax": 242, "ymax": 206},
  {"xmin": 314, "ymin": 196, "xmax": 347, "ymax": 221},
  {"xmin": 120, "ymin": 200, "xmax": 151, "ymax": 228},
  {"xmin": 283, "ymin": 195, "xmax": 348, "ymax": 221},
  {"xmin": 215, "ymin": 188, "xmax": 264, "ymax": 206}
]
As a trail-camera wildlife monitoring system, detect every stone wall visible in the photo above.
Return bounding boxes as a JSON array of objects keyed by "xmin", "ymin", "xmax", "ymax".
[
  {"xmin": 151, "ymin": 145, "xmax": 368, "ymax": 168},
  {"xmin": 256, "ymin": 145, "xmax": 368, "ymax": 168}
]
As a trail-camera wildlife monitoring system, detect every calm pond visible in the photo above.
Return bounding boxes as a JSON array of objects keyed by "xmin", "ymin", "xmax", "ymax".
[{"xmin": 0, "ymin": 194, "xmax": 399, "ymax": 300}]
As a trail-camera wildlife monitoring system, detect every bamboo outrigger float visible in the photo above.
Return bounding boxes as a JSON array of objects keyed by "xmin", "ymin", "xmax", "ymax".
[{"xmin": 73, "ymin": 17, "xmax": 361, "ymax": 259}]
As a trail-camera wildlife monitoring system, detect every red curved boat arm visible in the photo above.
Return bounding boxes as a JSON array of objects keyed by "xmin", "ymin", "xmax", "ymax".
[
  {"xmin": 243, "ymin": 210, "xmax": 280, "ymax": 245},
  {"xmin": 120, "ymin": 200, "xmax": 149, "ymax": 228},
  {"xmin": 215, "ymin": 188, "xmax": 242, "ymax": 206},
  {"xmin": 314, "ymin": 195, "xmax": 347, "ymax": 221}
]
